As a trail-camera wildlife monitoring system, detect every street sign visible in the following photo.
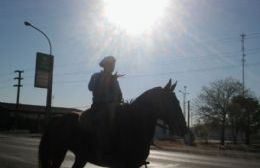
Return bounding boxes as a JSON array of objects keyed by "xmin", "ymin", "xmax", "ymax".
[{"xmin": 35, "ymin": 52, "xmax": 53, "ymax": 88}]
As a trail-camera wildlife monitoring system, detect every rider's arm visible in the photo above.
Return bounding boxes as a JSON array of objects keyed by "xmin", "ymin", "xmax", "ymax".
[
  {"xmin": 114, "ymin": 79, "xmax": 122, "ymax": 103},
  {"xmin": 88, "ymin": 74, "xmax": 98, "ymax": 91}
]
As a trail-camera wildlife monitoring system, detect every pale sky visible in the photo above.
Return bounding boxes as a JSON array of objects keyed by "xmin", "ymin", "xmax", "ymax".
[{"xmin": 1, "ymin": 0, "xmax": 260, "ymax": 113}]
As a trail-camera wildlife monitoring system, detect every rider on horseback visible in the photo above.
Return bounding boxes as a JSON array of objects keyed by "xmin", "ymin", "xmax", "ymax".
[
  {"xmin": 88, "ymin": 56, "xmax": 122, "ymax": 108},
  {"xmin": 88, "ymin": 56, "xmax": 122, "ymax": 158}
]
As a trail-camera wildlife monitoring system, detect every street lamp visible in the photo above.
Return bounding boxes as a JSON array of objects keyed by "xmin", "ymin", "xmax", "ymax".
[
  {"xmin": 179, "ymin": 86, "xmax": 189, "ymax": 121},
  {"xmin": 24, "ymin": 21, "xmax": 53, "ymax": 121},
  {"xmin": 24, "ymin": 21, "xmax": 52, "ymax": 55}
]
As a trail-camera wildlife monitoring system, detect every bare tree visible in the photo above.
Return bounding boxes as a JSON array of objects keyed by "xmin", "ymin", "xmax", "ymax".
[
  {"xmin": 229, "ymin": 96, "xmax": 259, "ymax": 145},
  {"xmin": 195, "ymin": 78, "xmax": 243, "ymax": 145}
]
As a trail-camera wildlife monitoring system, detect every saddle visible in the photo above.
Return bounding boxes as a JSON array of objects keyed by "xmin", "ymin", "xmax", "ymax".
[
  {"xmin": 79, "ymin": 104, "xmax": 120, "ymax": 158},
  {"xmin": 79, "ymin": 104, "xmax": 150, "ymax": 166},
  {"xmin": 79, "ymin": 105, "xmax": 115, "ymax": 131},
  {"xmin": 79, "ymin": 103, "xmax": 131, "ymax": 132}
]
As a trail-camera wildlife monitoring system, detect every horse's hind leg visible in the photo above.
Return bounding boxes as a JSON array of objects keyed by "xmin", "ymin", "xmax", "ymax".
[
  {"xmin": 72, "ymin": 155, "xmax": 87, "ymax": 168},
  {"xmin": 50, "ymin": 149, "xmax": 67, "ymax": 168}
]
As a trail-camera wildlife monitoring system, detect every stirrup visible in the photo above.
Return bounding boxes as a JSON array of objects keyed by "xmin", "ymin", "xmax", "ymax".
[{"xmin": 142, "ymin": 161, "xmax": 149, "ymax": 168}]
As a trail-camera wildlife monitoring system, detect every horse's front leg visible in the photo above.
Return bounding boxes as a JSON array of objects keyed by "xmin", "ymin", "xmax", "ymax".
[{"xmin": 72, "ymin": 155, "xmax": 87, "ymax": 168}]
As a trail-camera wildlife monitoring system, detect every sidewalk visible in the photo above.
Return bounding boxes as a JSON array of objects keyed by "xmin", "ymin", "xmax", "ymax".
[
  {"xmin": 0, "ymin": 131, "xmax": 41, "ymax": 138},
  {"xmin": 1, "ymin": 132, "xmax": 259, "ymax": 159},
  {"xmin": 152, "ymin": 140, "xmax": 260, "ymax": 159}
]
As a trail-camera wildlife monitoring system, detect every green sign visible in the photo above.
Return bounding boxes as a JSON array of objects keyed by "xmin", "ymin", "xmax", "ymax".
[{"xmin": 35, "ymin": 52, "xmax": 53, "ymax": 88}]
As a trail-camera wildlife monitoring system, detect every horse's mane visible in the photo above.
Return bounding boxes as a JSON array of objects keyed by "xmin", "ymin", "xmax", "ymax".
[
  {"xmin": 127, "ymin": 87, "xmax": 162, "ymax": 103},
  {"xmin": 116, "ymin": 87, "xmax": 163, "ymax": 116},
  {"xmin": 120, "ymin": 86, "xmax": 162, "ymax": 104}
]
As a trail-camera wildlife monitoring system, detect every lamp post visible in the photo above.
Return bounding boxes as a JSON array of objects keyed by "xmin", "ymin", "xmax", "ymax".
[
  {"xmin": 24, "ymin": 21, "xmax": 52, "ymax": 55},
  {"xmin": 24, "ymin": 21, "xmax": 53, "ymax": 121},
  {"xmin": 179, "ymin": 85, "xmax": 189, "ymax": 121}
]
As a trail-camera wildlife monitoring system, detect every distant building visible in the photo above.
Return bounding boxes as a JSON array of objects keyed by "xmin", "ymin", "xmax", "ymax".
[{"xmin": 0, "ymin": 102, "xmax": 82, "ymax": 132}]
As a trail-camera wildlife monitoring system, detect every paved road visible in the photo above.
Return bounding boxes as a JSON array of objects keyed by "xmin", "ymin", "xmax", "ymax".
[{"xmin": 0, "ymin": 135, "xmax": 259, "ymax": 168}]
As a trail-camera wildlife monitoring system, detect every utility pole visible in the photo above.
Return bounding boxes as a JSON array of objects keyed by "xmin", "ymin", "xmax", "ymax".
[
  {"xmin": 13, "ymin": 70, "xmax": 24, "ymax": 108},
  {"xmin": 241, "ymin": 33, "xmax": 250, "ymax": 145},
  {"xmin": 241, "ymin": 33, "xmax": 246, "ymax": 96},
  {"xmin": 179, "ymin": 86, "xmax": 189, "ymax": 121},
  {"xmin": 187, "ymin": 100, "xmax": 190, "ymax": 129}
]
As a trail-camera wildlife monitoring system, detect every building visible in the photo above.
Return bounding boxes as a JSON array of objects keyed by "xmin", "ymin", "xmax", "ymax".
[{"xmin": 0, "ymin": 102, "xmax": 82, "ymax": 132}]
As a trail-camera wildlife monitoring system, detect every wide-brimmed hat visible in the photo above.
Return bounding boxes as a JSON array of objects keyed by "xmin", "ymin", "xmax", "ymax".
[{"xmin": 99, "ymin": 56, "xmax": 116, "ymax": 67}]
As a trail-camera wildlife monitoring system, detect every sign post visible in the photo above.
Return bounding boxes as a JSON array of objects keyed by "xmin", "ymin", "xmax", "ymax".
[
  {"xmin": 35, "ymin": 52, "xmax": 53, "ymax": 88},
  {"xmin": 35, "ymin": 52, "xmax": 54, "ymax": 120},
  {"xmin": 24, "ymin": 21, "xmax": 54, "ymax": 130}
]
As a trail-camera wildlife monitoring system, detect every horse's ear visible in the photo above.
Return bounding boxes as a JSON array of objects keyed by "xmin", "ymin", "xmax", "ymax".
[
  {"xmin": 164, "ymin": 79, "xmax": 172, "ymax": 90},
  {"xmin": 170, "ymin": 81, "xmax": 177, "ymax": 92}
]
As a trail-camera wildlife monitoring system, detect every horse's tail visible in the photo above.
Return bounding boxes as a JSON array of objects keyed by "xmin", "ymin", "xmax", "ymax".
[
  {"xmin": 38, "ymin": 119, "xmax": 54, "ymax": 168},
  {"xmin": 38, "ymin": 117, "xmax": 61, "ymax": 168},
  {"xmin": 38, "ymin": 113, "xmax": 80, "ymax": 168}
]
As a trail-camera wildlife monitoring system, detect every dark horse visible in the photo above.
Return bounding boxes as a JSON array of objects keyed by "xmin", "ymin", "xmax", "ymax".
[{"xmin": 38, "ymin": 80, "xmax": 187, "ymax": 168}]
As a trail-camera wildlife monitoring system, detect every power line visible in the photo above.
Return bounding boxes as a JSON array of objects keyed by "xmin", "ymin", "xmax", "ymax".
[
  {"xmin": 1, "ymin": 43, "xmax": 259, "ymax": 80},
  {"xmin": 12, "ymin": 61, "xmax": 260, "ymax": 84},
  {"xmin": 246, "ymin": 35, "xmax": 260, "ymax": 39},
  {"xmin": 0, "ymin": 86, "xmax": 11, "ymax": 90},
  {"xmin": 0, "ymin": 61, "xmax": 259, "ymax": 88},
  {"xmin": 1, "ymin": 36, "xmax": 260, "ymax": 86},
  {"xmin": 126, "ymin": 62, "xmax": 260, "ymax": 78},
  {"xmin": 246, "ymin": 32, "xmax": 260, "ymax": 37}
]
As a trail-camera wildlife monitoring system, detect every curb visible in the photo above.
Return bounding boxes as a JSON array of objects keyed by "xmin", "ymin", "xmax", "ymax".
[{"xmin": 151, "ymin": 145, "xmax": 260, "ymax": 159}]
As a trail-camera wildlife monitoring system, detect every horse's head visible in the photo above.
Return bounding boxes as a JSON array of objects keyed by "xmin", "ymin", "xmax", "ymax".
[
  {"xmin": 137, "ymin": 79, "xmax": 187, "ymax": 137},
  {"xmin": 158, "ymin": 79, "xmax": 187, "ymax": 137}
]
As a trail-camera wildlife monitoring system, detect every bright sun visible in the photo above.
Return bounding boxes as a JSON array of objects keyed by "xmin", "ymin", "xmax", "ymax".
[{"xmin": 103, "ymin": 0, "xmax": 169, "ymax": 35}]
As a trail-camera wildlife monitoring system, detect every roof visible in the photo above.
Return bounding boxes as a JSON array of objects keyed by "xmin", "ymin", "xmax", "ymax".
[{"xmin": 0, "ymin": 102, "xmax": 83, "ymax": 114}]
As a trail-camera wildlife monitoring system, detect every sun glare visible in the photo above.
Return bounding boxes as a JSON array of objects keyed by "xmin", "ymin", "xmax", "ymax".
[{"xmin": 103, "ymin": 0, "xmax": 169, "ymax": 35}]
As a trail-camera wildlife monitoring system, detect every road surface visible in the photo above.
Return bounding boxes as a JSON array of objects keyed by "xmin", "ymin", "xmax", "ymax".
[{"xmin": 0, "ymin": 134, "xmax": 259, "ymax": 168}]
